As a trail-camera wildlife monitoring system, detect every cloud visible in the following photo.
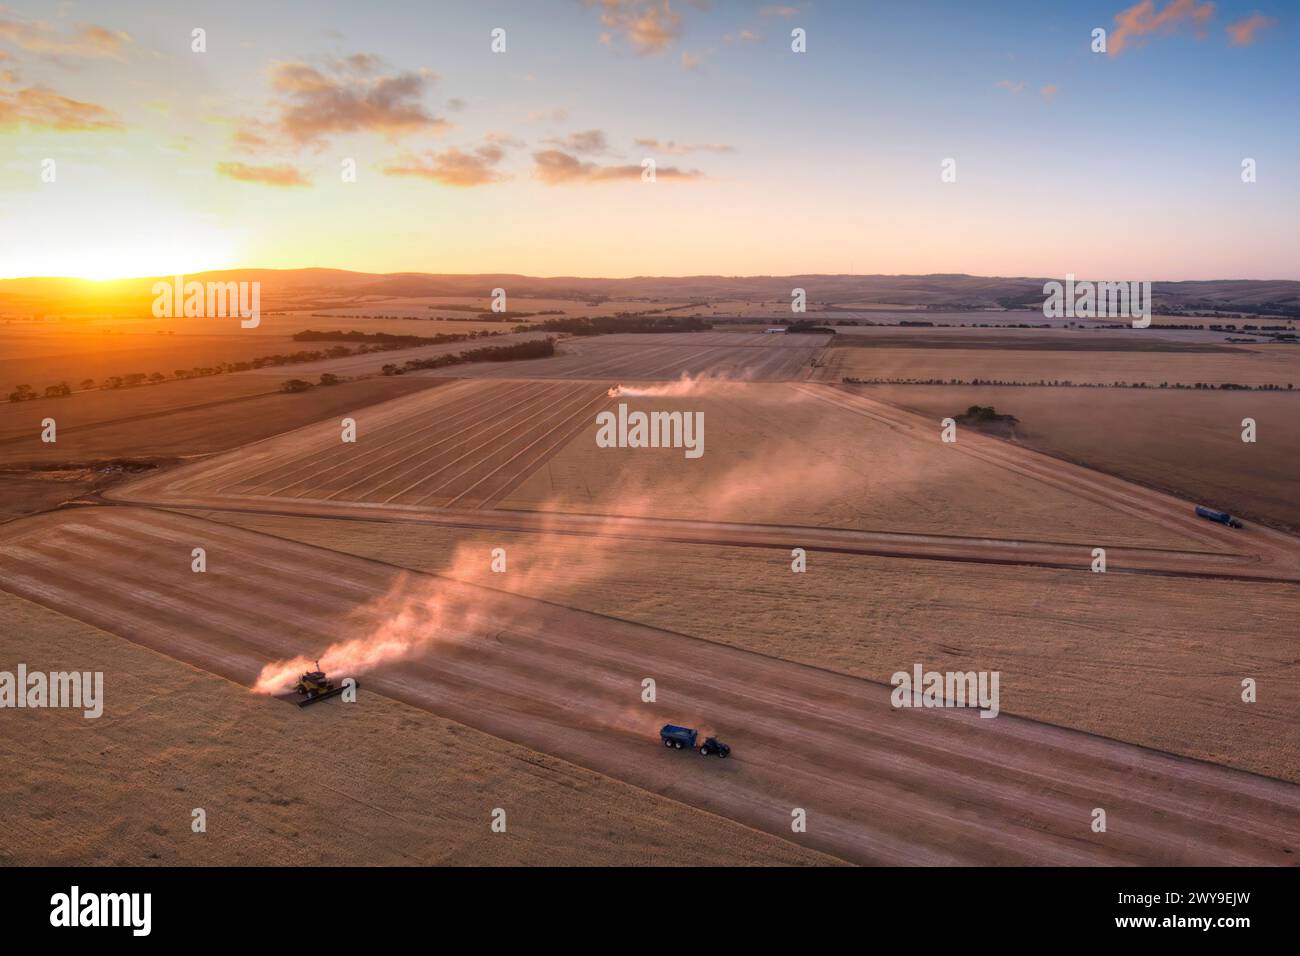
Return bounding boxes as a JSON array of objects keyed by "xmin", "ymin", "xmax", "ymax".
[
  {"xmin": 526, "ymin": 106, "xmax": 569, "ymax": 124},
  {"xmin": 485, "ymin": 131, "xmax": 526, "ymax": 148},
  {"xmin": 1226, "ymin": 12, "xmax": 1276, "ymax": 46},
  {"xmin": 383, "ymin": 143, "xmax": 507, "ymax": 186},
  {"xmin": 994, "ymin": 80, "xmax": 1026, "ymax": 94},
  {"xmin": 760, "ymin": 5, "xmax": 802, "ymax": 17},
  {"xmin": 0, "ymin": 86, "xmax": 121, "ymax": 131},
  {"xmin": 680, "ymin": 50, "xmax": 705, "ymax": 71},
  {"xmin": 724, "ymin": 29, "xmax": 763, "ymax": 44},
  {"xmin": 0, "ymin": 17, "xmax": 132, "ymax": 60},
  {"xmin": 1039, "ymin": 84, "xmax": 1059, "ymax": 102},
  {"xmin": 216, "ymin": 161, "xmax": 311, "ymax": 187},
  {"xmin": 237, "ymin": 57, "xmax": 447, "ymax": 150},
  {"xmin": 543, "ymin": 128, "xmax": 609, "ymax": 154},
  {"xmin": 585, "ymin": 0, "xmax": 683, "ymax": 54},
  {"xmin": 532, "ymin": 148, "xmax": 701, "ymax": 184},
  {"xmin": 634, "ymin": 137, "xmax": 734, "ymax": 154},
  {"xmin": 1109, "ymin": 0, "xmax": 1215, "ymax": 56}
]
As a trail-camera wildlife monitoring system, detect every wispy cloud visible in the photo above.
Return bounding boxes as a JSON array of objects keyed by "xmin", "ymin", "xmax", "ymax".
[
  {"xmin": 383, "ymin": 143, "xmax": 507, "ymax": 186},
  {"xmin": 0, "ymin": 86, "xmax": 121, "ymax": 131},
  {"xmin": 532, "ymin": 148, "xmax": 702, "ymax": 184},
  {"xmin": 0, "ymin": 17, "xmax": 132, "ymax": 60},
  {"xmin": 543, "ymin": 128, "xmax": 609, "ymax": 154},
  {"xmin": 1109, "ymin": 0, "xmax": 1215, "ymax": 57},
  {"xmin": 585, "ymin": 0, "xmax": 683, "ymax": 54},
  {"xmin": 526, "ymin": 106, "xmax": 569, "ymax": 124},
  {"xmin": 635, "ymin": 136, "xmax": 734, "ymax": 154},
  {"xmin": 994, "ymin": 79, "xmax": 1026, "ymax": 94},
  {"xmin": 1226, "ymin": 11, "xmax": 1276, "ymax": 46},
  {"xmin": 1039, "ymin": 84, "xmax": 1058, "ymax": 102},
  {"xmin": 237, "ymin": 56, "xmax": 447, "ymax": 150},
  {"xmin": 216, "ymin": 161, "xmax": 311, "ymax": 187}
]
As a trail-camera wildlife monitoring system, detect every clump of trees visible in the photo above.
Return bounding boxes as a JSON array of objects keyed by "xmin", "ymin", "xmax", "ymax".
[
  {"xmin": 956, "ymin": 405, "xmax": 1018, "ymax": 424},
  {"xmin": 782, "ymin": 320, "xmax": 836, "ymax": 334}
]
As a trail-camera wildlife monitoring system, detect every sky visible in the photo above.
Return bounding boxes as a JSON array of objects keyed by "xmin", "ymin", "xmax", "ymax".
[{"xmin": 0, "ymin": 0, "xmax": 1296, "ymax": 280}]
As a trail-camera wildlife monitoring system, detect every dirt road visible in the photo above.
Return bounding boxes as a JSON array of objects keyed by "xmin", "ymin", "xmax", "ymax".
[{"xmin": 1, "ymin": 506, "xmax": 1295, "ymax": 865}]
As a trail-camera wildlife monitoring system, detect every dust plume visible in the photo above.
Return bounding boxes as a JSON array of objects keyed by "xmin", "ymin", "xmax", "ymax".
[
  {"xmin": 608, "ymin": 370, "xmax": 750, "ymax": 398},
  {"xmin": 252, "ymin": 544, "xmax": 488, "ymax": 692}
]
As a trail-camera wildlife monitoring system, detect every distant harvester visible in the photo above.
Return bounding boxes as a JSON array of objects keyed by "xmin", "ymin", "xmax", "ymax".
[{"xmin": 1195, "ymin": 506, "xmax": 1244, "ymax": 529}]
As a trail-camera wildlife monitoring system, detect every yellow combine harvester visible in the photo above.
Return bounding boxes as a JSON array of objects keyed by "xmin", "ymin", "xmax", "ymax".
[{"xmin": 293, "ymin": 661, "xmax": 352, "ymax": 707}]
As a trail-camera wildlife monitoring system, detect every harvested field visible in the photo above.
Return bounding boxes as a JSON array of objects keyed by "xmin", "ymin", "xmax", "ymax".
[
  {"xmin": 416, "ymin": 333, "xmax": 825, "ymax": 382},
  {"xmin": 193, "ymin": 511, "xmax": 1300, "ymax": 785},
  {"xmin": 0, "ymin": 326, "xmax": 299, "ymax": 393},
  {"xmin": 242, "ymin": 331, "xmax": 550, "ymax": 378},
  {"xmin": 864, "ymin": 385, "xmax": 1300, "ymax": 534},
  {"xmin": 128, "ymin": 379, "xmax": 613, "ymax": 510},
  {"xmin": 1, "ymin": 507, "xmax": 1295, "ymax": 866},
  {"xmin": 500, "ymin": 382, "xmax": 1209, "ymax": 550},
  {"xmin": 812, "ymin": 341, "xmax": 1300, "ymax": 387},
  {"xmin": 0, "ymin": 377, "xmax": 442, "ymax": 468},
  {"xmin": 109, "ymin": 381, "xmax": 1300, "ymax": 581},
  {"xmin": 0, "ymin": 589, "xmax": 829, "ymax": 866}
]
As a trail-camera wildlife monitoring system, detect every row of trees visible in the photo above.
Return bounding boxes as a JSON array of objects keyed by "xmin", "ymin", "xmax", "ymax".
[
  {"xmin": 525, "ymin": 315, "xmax": 712, "ymax": 335},
  {"xmin": 842, "ymin": 376, "xmax": 1297, "ymax": 391},
  {"xmin": 382, "ymin": 337, "xmax": 556, "ymax": 375},
  {"xmin": 7, "ymin": 382, "xmax": 73, "ymax": 402},
  {"xmin": 5, "ymin": 330, "xmax": 518, "ymax": 403}
]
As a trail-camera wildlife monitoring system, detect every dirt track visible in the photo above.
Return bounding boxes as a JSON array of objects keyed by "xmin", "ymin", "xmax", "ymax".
[{"xmin": 1, "ymin": 506, "xmax": 1295, "ymax": 865}]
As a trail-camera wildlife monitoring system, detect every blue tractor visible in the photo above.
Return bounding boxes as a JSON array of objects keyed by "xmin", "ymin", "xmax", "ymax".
[
  {"xmin": 660, "ymin": 724, "xmax": 731, "ymax": 758},
  {"xmin": 1195, "ymin": 505, "xmax": 1244, "ymax": 529}
]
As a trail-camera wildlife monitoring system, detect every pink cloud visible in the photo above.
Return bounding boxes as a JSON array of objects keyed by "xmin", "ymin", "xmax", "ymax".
[
  {"xmin": 1226, "ymin": 12, "xmax": 1276, "ymax": 46},
  {"xmin": 1109, "ymin": 0, "xmax": 1216, "ymax": 56}
]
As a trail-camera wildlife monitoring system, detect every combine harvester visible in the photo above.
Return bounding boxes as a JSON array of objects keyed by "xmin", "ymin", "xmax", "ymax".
[
  {"xmin": 294, "ymin": 662, "xmax": 357, "ymax": 707},
  {"xmin": 1195, "ymin": 505, "xmax": 1244, "ymax": 529}
]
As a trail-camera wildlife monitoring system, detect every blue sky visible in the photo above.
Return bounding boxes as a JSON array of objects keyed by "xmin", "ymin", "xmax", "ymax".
[{"xmin": 1, "ymin": 0, "xmax": 1296, "ymax": 278}]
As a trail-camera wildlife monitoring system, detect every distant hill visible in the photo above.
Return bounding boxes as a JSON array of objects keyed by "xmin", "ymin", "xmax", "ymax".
[{"xmin": 2, "ymin": 270, "xmax": 1298, "ymax": 316}]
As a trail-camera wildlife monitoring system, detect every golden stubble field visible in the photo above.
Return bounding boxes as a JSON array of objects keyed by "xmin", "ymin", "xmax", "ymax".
[
  {"xmin": 0, "ymin": 376, "xmax": 445, "ymax": 520},
  {"xmin": 0, "ymin": 589, "xmax": 835, "ymax": 866},
  {"xmin": 864, "ymin": 385, "xmax": 1300, "ymax": 532},
  {"xmin": 190, "ymin": 512, "xmax": 1300, "ymax": 786},
  {"xmin": 812, "ymin": 340, "xmax": 1300, "ymax": 387},
  {"xmin": 499, "ymin": 382, "xmax": 1203, "ymax": 549}
]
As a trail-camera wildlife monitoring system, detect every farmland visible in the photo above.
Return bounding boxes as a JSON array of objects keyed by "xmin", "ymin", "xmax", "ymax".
[
  {"xmin": 0, "ymin": 508, "xmax": 1294, "ymax": 865},
  {"xmin": 2, "ymin": 273, "xmax": 1298, "ymax": 868}
]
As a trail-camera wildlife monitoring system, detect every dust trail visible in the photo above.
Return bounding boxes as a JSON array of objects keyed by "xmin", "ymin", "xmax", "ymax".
[
  {"xmin": 252, "ymin": 382, "xmax": 910, "ymax": 701},
  {"xmin": 608, "ymin": 370, "xmax": 751, "ymax": 398},
  {"xmin": 252, "ymin": 543, "xmax": 488, "ymax": 693}
]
